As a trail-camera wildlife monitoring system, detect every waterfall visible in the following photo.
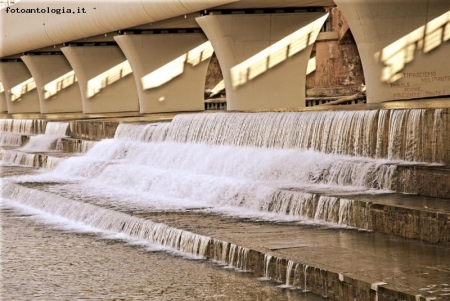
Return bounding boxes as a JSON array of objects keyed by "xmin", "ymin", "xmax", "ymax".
[
  {"xmin": 303, "ymin": 265, "xmax": 309, "ymax": 292},
  {"xmin": 114, "ymin": 122, "xmax": 170, "ymax": 142},
  {"xmin": 165, "ymin": 110, "xmax": 446, "ymax": 163},
  {"xmin": 285, "ymin": 260, "xmax": 295, "ymax": 287},
  {"xmin": 166, "ymin": 112, "xmax": 381, "ymax": 155},
  {"xmin": 0, "ymin": 119, "xmax": 46, "ymax": 134},
  {"xmin": 44, "ymin": 122, "xmax": 70, "ymax": 136},
  {"xmin": 12, "ymin": 120, "xmax": 34, "ymax": 133},
  {"xmin": 20, "ymin": 122, "xmax": 69, "ymax": 152},
  {"xmin": 0, "ymin": 150, "xmax": 40, "ymax": 167},
  {"xmin": 262, "ymin": 254, "xmax": 273, "ymax": 280},
  {"xmin": 2, "ymin": 183, "xmax": 211, "ymax": 258},
  {"xmin": 5, "ymin": 109, "xmax": 445, "ymax": 228},
  {"xmin": 13, "ymin": 111, "xmax": 407, "ymax": 227},
  {"xmin": 223, "ymin": 244, "xmax": 249, "ymax": 271},
  {"xmin": 432, "ymin": 109, "xmax": 444, "ymax": 162},
  {"xmin": 42, "ymin": 156, "xmax": 64, "ymax": 170},
  {"xmin": 45, "ymin": 140, "xmax": 394, "ymax": 225},
  {"xmin": 80, "ymin": 140, "xmax": 97, "ymax": 153},
  {"xmin": 0, "ymin": 132, "xmax": 25, "ymax": 147}
]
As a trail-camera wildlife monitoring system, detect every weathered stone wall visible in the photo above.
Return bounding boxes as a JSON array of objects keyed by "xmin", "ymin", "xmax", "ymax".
[
  {"xmin": 205, "ymin": 8, "xmax": 366, "ymax": 100},
  {"xmin": 368, "ymin": 202, "xmax": 450, "ymax": 246},
  {"xmin": 394, "ymin": 165, "xmax": 450, "ymax": 199},
  {"xmin": 306, "ymin": 7, "xmax": 365, "ymax": 97},
  {"xmin": 204, "ymin": 53, "xmax": 223, "ymax": 90}
]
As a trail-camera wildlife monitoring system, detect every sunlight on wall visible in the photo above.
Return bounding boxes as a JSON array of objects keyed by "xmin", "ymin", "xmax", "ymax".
[
  {"xmin": 141, "ymin": 41, "xmax": 213, "ymax": 90},
  {"xmin": 230, "ymin": 14, "xmax": 328, "ymax": 89},
  {"xmin": 0, "ymin": 82, "xmax": 4, "ymax": 93},
  {"xmin": 10, "ymin": 77, "xmax": 36, "ymax": 101},
  {"xmin": 141, "ymin": 55, "xmax": 186, "ymax": 90},
  {"xmin": 376, "ymin": 10, "xmax": 450, "ymax": 83},
  {"xmin": 210, "ymin": 80, "xmax": 225, "ymax": 97},
  {"xmin": 44, "ymin": 70, "xmax": 77, "ymax": 99},
  {"xmin": 87, "ymin": 60, "xmax": 132, "ymax": 98},
  {"xmin": 306, "ymin": 57, "xmax": 316, "ymax": 75}
]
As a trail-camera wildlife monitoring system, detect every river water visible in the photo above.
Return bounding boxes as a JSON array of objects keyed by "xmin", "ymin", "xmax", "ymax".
[{"xmin": 0, "ymin": 199, "xmax": 325, "ymax": 301}]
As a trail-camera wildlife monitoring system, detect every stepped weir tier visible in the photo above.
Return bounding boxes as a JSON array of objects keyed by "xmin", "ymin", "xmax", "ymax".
[{"xmin": 1, "ymin": 105, "xmax": 450, "ymax": 300}]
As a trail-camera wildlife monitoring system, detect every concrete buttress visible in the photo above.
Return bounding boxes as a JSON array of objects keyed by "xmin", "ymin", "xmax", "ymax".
[
  {"xmin": 115, "ymin": 33, "xmax": 211, "ymax": 113},
  {"xmin": 21, "ymin": 54, "xmax": 82, "ymax": 114},
  {"xmin": 0, "ymin": 61, "xmax": 41, "ymax": 113},
  {"xmin": 196, "ymin": 12, "xmax": 328, "ymax": 110},
  {"xmin": 61, "ymin": 46, "xmax": 139, "ymax": 114}
]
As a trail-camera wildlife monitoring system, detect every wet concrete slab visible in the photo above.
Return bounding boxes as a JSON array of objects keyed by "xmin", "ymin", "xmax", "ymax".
[
  {"xmin": 354, "ymin": 193, "xmax": 450, "ymax": 214},
  {"xmin": 120, "ymin": 211, "xmax": 450, "ymax": 300},
  {"xmin": 7, "ymin": 178, "xmax": 448, "ymax": 300}
]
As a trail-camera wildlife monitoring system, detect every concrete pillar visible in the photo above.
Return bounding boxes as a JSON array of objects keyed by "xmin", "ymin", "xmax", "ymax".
[
  {"xmin": 335, "ymin": 0, "xmax": 450, "ymax": 103},
  {"xmin": 61, "ymin": 46, "xmax": 139, "ymax": 114},
  {"xmin": 196, "ymin": 12, "xmax": 328, "ymax": 111},
  {"xmin": 0, "ymin": 61, "xmax": 40, "ymax": 113},
  {"xmin": 21, "ymin": 54, "xmax": 82, "ymax": 113},
  {"xmin": 115, "ymin": 33, "xmax": 212, "ymax": 113}
]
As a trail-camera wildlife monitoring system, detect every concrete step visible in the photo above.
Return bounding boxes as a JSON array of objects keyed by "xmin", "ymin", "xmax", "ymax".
[
  {"xmin": 1, "ymin": 157, "xmax": 449, "ymax": 246},
  {"xmin": 2, "ymin": 181, "xmax": 449, "ymax": 301}
]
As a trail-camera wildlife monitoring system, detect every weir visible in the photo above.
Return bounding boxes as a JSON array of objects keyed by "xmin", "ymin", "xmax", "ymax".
[{"xmin": 1, "ymin": 108, "xmax": 450, "ymax": 300}]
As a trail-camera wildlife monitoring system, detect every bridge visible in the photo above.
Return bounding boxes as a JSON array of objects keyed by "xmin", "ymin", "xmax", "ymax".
[{"xmin": 0, "ymin": 0, "xmax": 449, "ymax": 114}]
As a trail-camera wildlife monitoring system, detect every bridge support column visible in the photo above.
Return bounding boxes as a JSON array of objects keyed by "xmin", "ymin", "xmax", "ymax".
[
  {"xmin": 21, "ymin": 54, "xmax": 82, "ymax": 113},
  {"xmin": 0, "ymin": 61, "xmax": 40, "ymax": 113},
  {"xmin": 61, "ymin": 46, "xmax": 139, "ymax": 114},
  {"xmin": 335, "ymin": 0, "xmax": 450, "ymax": 103},
  {"xmin": 115, "ymin": 33, "xmax": 211, "ymax": 113},
  {"xmin": 196, "ymin": 12, "xmax": 328, "ymax": 111}
]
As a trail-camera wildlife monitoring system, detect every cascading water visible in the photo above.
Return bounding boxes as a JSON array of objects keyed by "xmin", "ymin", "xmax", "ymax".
[
  {"xmin": 0, "ymin": 119, "xmax": 47, "ymax": 147},
  {"xmin": 1, "ymin": 122, "xmax": 70, "ymax": 167},
  {"xmin": 165, "ymin": 110, "xmax": 447, "ymax": 163},
  {"xmin": 41, "ymin": 138, "xmax": 395, "ymax": 226},
  {"xmin": 0, "ymin": 119, "xmax": 46, "ymax": 134},
  {"xmin": 209, "ymin": 239, "xmax": 251, "ymax": 271},
  {"xmin": 285, "ymin": 260, "xmax": 295, "ymax": 287},
  {"xmin": 0, "ymin": 150, "xmax": 40, "ymax": 167},
  {"xmin": 3, "ymin": 109, "xmax": 445, "ymax": 246},
  {"xmin": 5, "ymin": 111, "xmax": 423, "ymax": 228},
  {"xmin": 262, "ymin": 254, "xmax": 273, "ymax": 280},
  {"xmin": 0, "ymin": 132, "xmax": 25, "ymax": 147},
  {"xmin": 1, "ymin": 183, "xmax": 211, "ymax": 258},
  {"xmin": 42, "ymin": 156, "xmax": 64, "ymax": 170},
  {"xmin": 114, "ymin": 122, "xmax": 170, "ymax": 142},
  {"xmin": 20, "ymin": 122, "xmax": 69, "ymax": 152}
]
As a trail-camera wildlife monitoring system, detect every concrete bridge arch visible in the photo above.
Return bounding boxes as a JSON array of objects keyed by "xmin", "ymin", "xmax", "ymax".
[{"xmin": 0, "ymin": 0, "xmax": 449, "ymax": 114}]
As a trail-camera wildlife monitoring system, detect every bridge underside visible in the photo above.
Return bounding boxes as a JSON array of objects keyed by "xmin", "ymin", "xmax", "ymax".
[{"xmin": 0, "ymin": 0, "xmax": 449, "ymax": 113}]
